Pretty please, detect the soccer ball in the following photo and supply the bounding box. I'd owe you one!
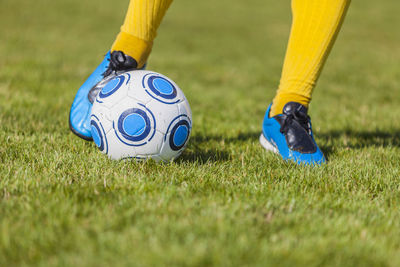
[90,70,192,161]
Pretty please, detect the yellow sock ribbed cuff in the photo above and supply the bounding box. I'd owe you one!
[270,93,310,116]
[111,32,153,69]
[270,78,314,116]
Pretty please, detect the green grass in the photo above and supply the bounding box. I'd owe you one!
[1,0,400,266]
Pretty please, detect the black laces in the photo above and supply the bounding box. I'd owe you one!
[279,108,311,135]
[102,51,138,77]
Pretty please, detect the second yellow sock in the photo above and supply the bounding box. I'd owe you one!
[270,0,351,116]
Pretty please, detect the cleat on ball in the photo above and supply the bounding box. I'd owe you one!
[260,102,325,165]
[69,51,140,141]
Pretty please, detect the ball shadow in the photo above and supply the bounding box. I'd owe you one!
[177,132,260,164]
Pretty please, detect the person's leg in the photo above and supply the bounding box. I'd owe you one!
[70,0,172,140]
[270,0,351,116]
[111,0,173,69]
[261,0,351,165]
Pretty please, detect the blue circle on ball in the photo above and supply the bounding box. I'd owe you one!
[118,108,151,142]
[123,113,146,137]
[90,121,104,151]
[99,75,125,98]
[153,78,174,95]
[91,125,101,147]
[147,76,177,99]
[102,78,120,94]
[173,125,189,147]
[169,120,190,151]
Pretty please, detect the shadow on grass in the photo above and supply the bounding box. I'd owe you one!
[178,129,400,163]
[317,129,400,158]
[189,132,260,144]
[177,132,260,164]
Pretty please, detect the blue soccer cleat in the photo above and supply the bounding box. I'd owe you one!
[69,51,140,140]
[260,102,325,165]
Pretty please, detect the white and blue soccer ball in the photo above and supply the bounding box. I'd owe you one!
[90,70,192,162]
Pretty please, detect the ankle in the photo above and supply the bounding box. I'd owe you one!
[270,93,310,117]
[111,32,153,69]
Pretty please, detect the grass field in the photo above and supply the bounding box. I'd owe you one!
[1,0,400,266]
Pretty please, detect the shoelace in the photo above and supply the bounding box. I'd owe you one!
[279,108,311,135]
[102,51,127,77]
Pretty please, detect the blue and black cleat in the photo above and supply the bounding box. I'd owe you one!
[69,51,140,140]
[260,102,325,165]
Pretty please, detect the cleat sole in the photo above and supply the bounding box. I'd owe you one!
[259,134,278,154]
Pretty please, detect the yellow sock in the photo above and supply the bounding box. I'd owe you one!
[111,0,173,68]
[270,0,351,116]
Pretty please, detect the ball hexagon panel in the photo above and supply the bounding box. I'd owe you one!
[126,70,154,105]
[178,100,192,123]
[145,99,180,135]
[91,104,113,133]
[134,130,164,156]
[105,129,138,160]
